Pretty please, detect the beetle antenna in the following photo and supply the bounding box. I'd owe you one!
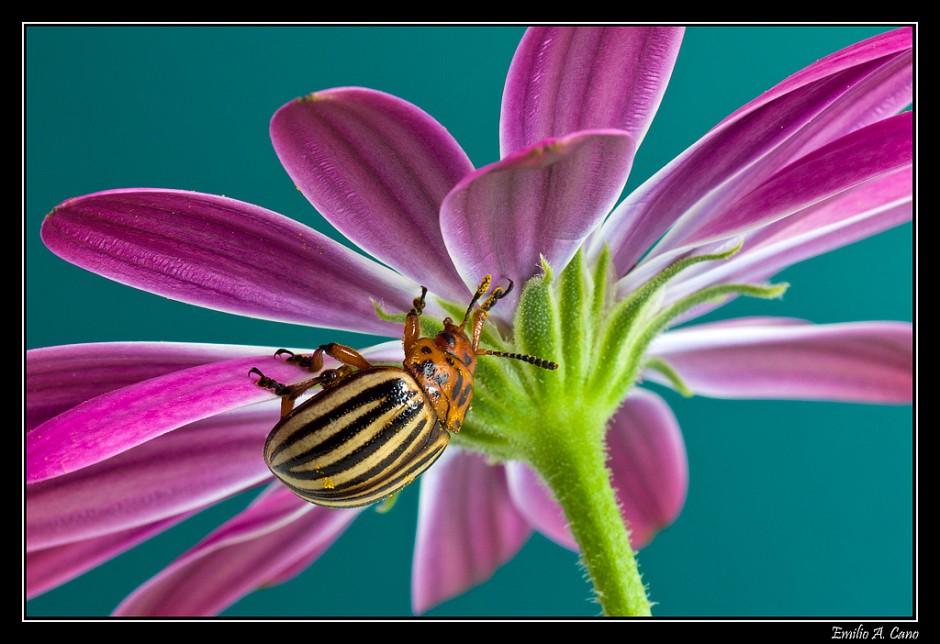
[477,348,558,370]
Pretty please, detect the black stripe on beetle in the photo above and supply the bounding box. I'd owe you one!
[272,383,421,471]
[285,402,427,482]
[265,379,396,463]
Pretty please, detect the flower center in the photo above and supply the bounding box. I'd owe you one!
[453,245,788,462]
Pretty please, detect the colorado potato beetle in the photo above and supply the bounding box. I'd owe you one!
[250,275,558,508]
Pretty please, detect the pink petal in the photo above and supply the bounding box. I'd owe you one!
[259,540,329,589]
[27,511,196,599]
[270,87,473,301]
[27,354,300,483]
[648,320,913,403]
[441,130,634,308]
[26,405,275,551]
[114,485,359,616]
[718,27,913,130]
[411,449,531,614]
[605,388,688,549]
[41,188,420,336]
[26,342,272,432]
[504,462,576,550]
[659,165,912,308]
[595,28,912,277]
[26,341,404,483]
[500,26,684,155]
[651,111,912,260]
[506,389,688,551]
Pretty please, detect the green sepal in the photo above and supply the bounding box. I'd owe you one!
[374,490,401,514]
[590,245,612,327]
[615,240,744,312]
[559,249,590,387]
[588,243,746,401]
[644,357,694,397]
[372,299,407,324]
[642,281,789,346]
[514,259,562,398]
[608,281,789,400]
[373,298,444,339]
[449,423,521,463]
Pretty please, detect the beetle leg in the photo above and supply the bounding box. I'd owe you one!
[250,366,348,417]
[456,275,492,331]
[469,305,495,352]
[276,343,374,373]
[403,285,429,354]
[466,277,515,349]
[316,343,374,370]
[273,348,309,366]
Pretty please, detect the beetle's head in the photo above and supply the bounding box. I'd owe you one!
[433,276,514,366]
[435,317,477,366]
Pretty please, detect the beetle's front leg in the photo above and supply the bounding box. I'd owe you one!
[249,367,348,418]
[276,342,374,373]
[403,286,428,355]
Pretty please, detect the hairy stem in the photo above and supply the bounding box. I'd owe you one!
[524,407,651,616]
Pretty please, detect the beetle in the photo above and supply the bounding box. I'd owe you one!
[249,275,558,508]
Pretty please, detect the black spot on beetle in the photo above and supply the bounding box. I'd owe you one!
[420,360,437,377]
[445,356,455,366]
[421,346,432,354]
[438,331,457,347]
[457,381,472,408]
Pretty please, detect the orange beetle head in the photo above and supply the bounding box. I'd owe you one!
[435,317,478,367]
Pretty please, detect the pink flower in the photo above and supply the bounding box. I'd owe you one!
[26,26,912,616]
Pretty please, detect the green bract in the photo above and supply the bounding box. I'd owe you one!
[444,246,788,616]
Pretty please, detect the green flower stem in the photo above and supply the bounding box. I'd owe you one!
[522,407,651,617]
[462,249,787,617]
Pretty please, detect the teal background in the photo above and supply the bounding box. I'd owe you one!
[24,25,914,618]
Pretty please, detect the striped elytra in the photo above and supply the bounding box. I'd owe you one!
[263,368,449,508]
[252,275,557,508]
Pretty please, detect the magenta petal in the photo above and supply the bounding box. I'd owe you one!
[718,27,912,129]
[505,462,576,551]
[441,130,634,302]
[259,538,328,589]
[605,389,688,549]
[596,28,912,276]
[27,510,196,599]
[26,342,271,432]
[41,189,419,336]
[270,87,473,300]
[26,405,274,550]
[660,165,912,308]
[26,342,404,484]
[114,486,359,616]
[648,320,913,403]
[652,111,912,259]
[27,353,311,483]
[500,27,683,156]
[412,449,531,614]
[507,389,687,551]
